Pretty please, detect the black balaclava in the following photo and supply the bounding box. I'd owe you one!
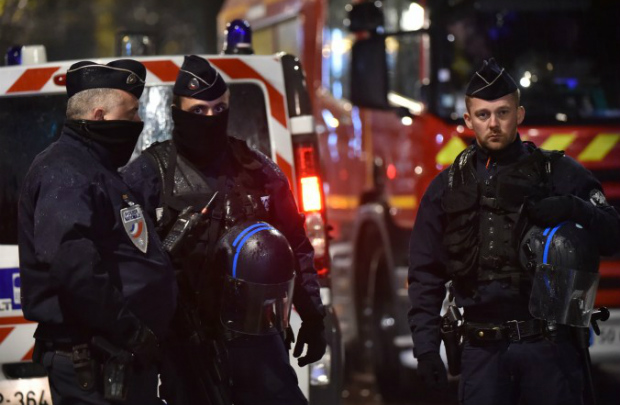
[66,119,144,168]
[171,107,229,168]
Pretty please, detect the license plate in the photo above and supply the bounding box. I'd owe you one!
[594,325,620,345]
[0,377,52,405]
[589,309,620,364]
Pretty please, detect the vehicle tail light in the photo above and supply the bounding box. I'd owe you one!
[294,142,329,277]
[300,176,322,212]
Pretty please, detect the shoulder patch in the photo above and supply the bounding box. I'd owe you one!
[589,189,609,207]
[121,204,149,253]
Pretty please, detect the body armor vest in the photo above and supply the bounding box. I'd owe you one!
[145,138,272,233]
[442,143,563,292]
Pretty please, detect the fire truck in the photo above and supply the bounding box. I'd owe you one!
[0,49,342,403]
[219,0,620,400]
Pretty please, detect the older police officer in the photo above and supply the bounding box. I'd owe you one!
[408,59,620,405]
[18,60,177,405]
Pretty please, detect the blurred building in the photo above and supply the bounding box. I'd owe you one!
[0,0,225,62]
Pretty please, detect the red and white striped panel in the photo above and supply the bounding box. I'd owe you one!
[0,245,36,363]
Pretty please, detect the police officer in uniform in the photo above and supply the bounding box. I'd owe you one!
[18,60,177,405]
[122,55,326,405]
[407,58,620,405]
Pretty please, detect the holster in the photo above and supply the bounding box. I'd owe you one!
[91,336,133,402]
[71,344,97,391]
[440,305,464,376]
[102,354,132,402]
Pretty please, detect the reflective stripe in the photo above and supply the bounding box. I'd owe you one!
[436,136,467,166]
[543,222,567,264]
[7,66,60,93]
[233,223,267,247]
[577,133,620,162]
[232,225,274,278]
[539,134,576,152]
[326,194,358,210]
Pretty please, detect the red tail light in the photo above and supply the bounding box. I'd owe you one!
[300,176,323,212]
[294,142,329,277]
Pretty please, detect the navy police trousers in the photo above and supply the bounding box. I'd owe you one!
[226,334,308,405]
[459,336,584,405]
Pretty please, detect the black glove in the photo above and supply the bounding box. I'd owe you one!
[526,195,577,227]
[417,352,448,390]
[293,319,327,367]
[126,324,160,370]
[284,326,295,351]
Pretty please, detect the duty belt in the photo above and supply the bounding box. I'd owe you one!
[465,319,547,343]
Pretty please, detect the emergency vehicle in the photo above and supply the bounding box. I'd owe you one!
[0,48,342,404]
[219,0,620,400]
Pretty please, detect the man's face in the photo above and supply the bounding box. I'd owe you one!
[104,90,141,122]
[463,94,525,151]
[179,90,230,116]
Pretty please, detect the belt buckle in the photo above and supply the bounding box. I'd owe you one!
[506,320,521,342]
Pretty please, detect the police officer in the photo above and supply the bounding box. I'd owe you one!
[407,58,620,405]
[18,60,177,405]
[121,55,326,405]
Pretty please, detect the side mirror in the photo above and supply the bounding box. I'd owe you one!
[350,37,389,109]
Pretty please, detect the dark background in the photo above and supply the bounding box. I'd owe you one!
[0,0,226,62]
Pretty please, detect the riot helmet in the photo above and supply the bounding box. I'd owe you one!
[520,221,600,327]
[215,221,295,335]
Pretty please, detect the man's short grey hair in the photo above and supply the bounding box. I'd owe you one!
[66,88,123,120]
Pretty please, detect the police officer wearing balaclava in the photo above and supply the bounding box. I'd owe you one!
[122,55,326,405]
[407,58,620,404]
[18,60,177,405]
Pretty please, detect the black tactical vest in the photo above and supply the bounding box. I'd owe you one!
[442,143,563,292]
[144,138,272,234]
[143,139,274,321]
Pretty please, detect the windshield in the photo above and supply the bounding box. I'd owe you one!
[388,0,620,125]
[137,82,271,155]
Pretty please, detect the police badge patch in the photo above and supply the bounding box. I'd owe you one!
[589,189,609,207]
[121,205,148,253]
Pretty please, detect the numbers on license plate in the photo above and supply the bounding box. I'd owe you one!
[0,390,49,405]
[596,327,618,344]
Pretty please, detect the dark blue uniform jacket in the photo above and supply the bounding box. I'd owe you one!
[408,136,620,357]
[18,126,177,346]
[121,139,325,322]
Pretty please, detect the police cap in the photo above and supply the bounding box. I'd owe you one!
[465,58,518,100]
[173,55,228,101]
[66,59,146,99]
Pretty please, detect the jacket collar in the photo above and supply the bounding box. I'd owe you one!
[475,134,526,167]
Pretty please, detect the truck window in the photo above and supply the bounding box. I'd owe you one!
[227,82,271,156]
[324,0,353,100]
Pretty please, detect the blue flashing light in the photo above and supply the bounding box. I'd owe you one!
[223,19,254,55]
[565,78,578,90]
[5,45,22,66]
[554,77,579,90]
